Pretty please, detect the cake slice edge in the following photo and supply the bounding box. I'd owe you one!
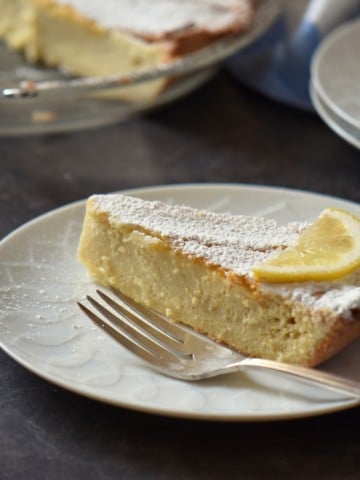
[78,194,360,367]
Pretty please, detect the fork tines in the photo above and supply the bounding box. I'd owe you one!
[78,289,193,368]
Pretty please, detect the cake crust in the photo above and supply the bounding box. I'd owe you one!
[78,194,360,367]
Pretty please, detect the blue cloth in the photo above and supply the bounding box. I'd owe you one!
[227,0,360,110]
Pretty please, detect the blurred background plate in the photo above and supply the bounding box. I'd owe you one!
[0,0,278,136]
[310,82,360,150]
[311,19,360,132]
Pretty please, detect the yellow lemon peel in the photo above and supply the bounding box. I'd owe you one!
[252,207,360,283]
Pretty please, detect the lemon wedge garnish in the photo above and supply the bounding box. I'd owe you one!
[253,207,360,283]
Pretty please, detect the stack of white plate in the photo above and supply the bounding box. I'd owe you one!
[311,19,360,150]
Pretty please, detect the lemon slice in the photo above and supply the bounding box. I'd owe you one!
[253,207,360,283]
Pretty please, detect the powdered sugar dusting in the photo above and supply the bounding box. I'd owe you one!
[54,0,252,37]
[90,193,303,275]
[90,194,360,319]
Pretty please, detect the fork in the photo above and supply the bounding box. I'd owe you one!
[78,289,360,400]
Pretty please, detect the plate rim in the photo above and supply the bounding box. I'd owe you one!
[1,182,360,422]
[2,181,360,244]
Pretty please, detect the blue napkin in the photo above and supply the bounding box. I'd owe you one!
[227,0,360,110]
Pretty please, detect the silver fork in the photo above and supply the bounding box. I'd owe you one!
[78,289,360,400]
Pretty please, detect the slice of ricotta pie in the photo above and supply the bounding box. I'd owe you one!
[0,0,255,100]
[78,193,360,367]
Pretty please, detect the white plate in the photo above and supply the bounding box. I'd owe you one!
[1,183,360,421]
[310,82,360,150]
[311,19,360,131]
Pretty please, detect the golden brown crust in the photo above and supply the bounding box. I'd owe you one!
[305,310,360,367]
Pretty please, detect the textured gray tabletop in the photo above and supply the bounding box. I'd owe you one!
[1,72,360,480]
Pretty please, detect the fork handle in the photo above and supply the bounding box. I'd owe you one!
[237,357,360,400]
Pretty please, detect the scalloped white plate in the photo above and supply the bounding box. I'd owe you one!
[1,184,360,421]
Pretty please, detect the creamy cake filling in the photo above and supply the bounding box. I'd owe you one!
[90,194,360,319]
[77,194,360,366]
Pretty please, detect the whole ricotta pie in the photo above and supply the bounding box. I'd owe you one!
[78,193,360,367]
[0,0,255,100]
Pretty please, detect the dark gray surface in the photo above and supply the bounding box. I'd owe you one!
[1,72,360,479]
